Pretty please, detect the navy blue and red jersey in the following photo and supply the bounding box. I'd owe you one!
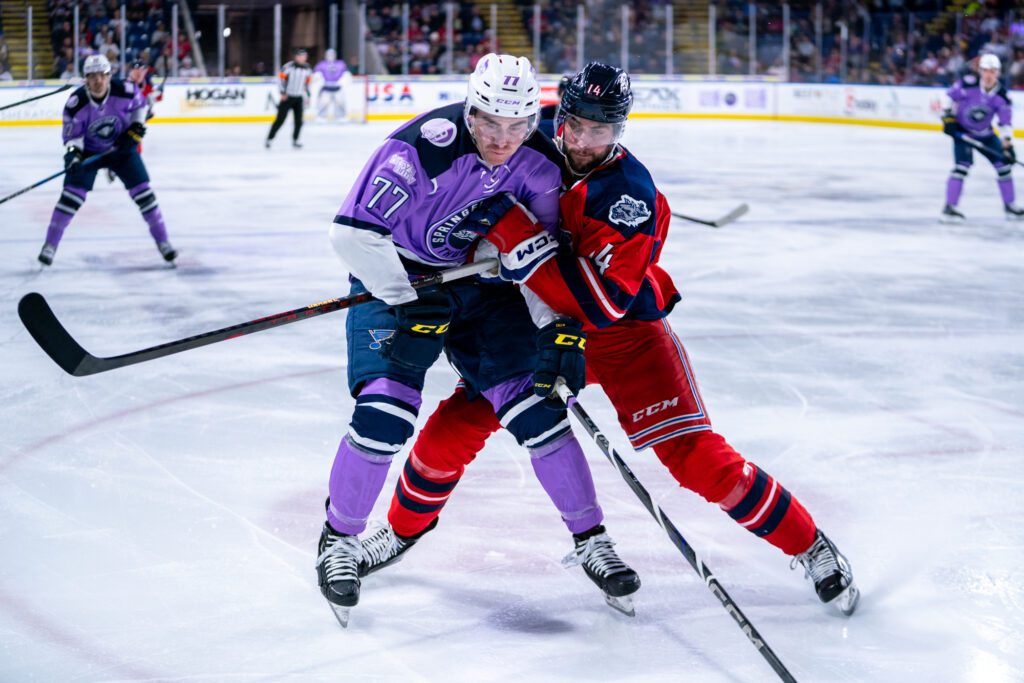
[523,147,681,330]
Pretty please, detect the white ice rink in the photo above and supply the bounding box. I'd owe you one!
[1,116,1022,682]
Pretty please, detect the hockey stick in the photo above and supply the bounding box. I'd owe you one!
[955,133,1024,169]
[18,259,496,377]
[671,202,749,228]
[555,382,797,683]
[0,151,112,207]
[0,83,73,112]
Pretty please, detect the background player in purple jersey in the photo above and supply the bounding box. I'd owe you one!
[38,54,175,266]
[314,48,348,122]
[315,54,639,627]
[940,53,1023,224]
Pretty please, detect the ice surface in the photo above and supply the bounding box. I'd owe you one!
[1,118,1022,682]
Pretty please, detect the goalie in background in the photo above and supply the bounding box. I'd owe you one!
[314,48,349,122]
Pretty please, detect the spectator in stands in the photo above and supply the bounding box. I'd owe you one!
[0,63,12,83]
[179,55,201,77]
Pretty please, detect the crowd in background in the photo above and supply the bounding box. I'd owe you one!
[46,0,198,79]
[4,0,1021,89]
[716,0,1024,88]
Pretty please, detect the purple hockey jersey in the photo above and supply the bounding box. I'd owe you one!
[315,58,348,86]
[948,73,1012,136]
[62,80,146,154]
[333,102,562,269]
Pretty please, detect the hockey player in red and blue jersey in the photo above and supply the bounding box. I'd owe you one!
[315,54,640,627]
[362,62,859,617]
[940,53,1023,223]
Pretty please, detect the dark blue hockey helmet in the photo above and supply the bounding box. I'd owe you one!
[557,61,633,127]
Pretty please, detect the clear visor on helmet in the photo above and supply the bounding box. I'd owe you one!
[465,106,540,147]
[557,113,625,149]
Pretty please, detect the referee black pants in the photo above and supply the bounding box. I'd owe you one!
[267,96,304,141]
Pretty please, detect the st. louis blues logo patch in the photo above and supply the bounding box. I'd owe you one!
[608,194,651,227]
[368,329,395,350]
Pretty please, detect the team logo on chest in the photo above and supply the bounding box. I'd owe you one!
[88,115,122,141]
[426,199,487,260]
[965,104,991,124]
[608,194,651,227]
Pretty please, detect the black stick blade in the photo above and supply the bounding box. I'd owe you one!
[18,293,95,376]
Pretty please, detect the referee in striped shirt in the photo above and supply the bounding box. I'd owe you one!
[265,49,313,149]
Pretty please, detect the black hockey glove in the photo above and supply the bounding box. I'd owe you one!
[117,122,146,150]
[534,318,586,407]
[1004,144,1017,165]
[464,192,517,236]
[63,145,83,171]
[381,287,452,370]
[941,112,959,137]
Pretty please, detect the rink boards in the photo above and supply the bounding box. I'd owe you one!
[2,76,1022,135]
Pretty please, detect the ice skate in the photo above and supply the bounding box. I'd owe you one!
[939,204,965,224]
[264,138,272,149]
[292,140,303,149]
[1004,203,1024,221]
[37,243,57,266]
[316,522,363,628]
[359,517,438,578]
[791,528,859,616]
[156,241,177,263]
[562,525,641,616]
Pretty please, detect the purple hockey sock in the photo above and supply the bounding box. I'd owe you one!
[45,186,87,246]
[326,436,394,535]
[945,177,964,206]
[529,433,604,534]
[128,182,169,242]
[998,178,1015,205]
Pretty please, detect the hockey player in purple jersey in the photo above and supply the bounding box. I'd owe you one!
[313,48,348,122]
[940,53,1023,223]
[38,54,175,266]
[316,54,639,627]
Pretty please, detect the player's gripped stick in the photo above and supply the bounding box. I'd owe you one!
[0,150,112,207]
[18,259,497,377]
[955,133,1024,170]
[671,202,749,228]
[555,380,798,683]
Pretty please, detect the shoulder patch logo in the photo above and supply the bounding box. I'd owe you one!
[608,194,651,228]
[421,118,457,147]
[66,94,79,109]
[387,153,416,184]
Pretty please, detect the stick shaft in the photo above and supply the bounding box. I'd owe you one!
[556,384,797,683]
[0,84,72,112]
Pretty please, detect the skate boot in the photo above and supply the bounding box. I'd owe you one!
[1004,203,1024,221]
[292,140,303,149]
[316,522,363,628]
[791,528,859,616]
[264,138,272,149]
[156,241,177,263]
[38,243,57,266]
[562,525,641,616]
[939,204,965,224]
[359,517,438,578]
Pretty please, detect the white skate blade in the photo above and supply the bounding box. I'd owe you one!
[829,581,860,617]
[938,215,964,225]
[328,603,352,628]
[603,593,636,617]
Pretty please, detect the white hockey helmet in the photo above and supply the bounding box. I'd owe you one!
[464,54,540,135]
[979,53,1001,71]
[325,48,337,59]
[83,54,112,76]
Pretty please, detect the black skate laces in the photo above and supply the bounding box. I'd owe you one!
[318,533,362,582]
[791,534,840,583]
[562,533,630,575]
